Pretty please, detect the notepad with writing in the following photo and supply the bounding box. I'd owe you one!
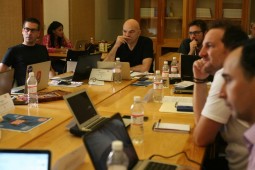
[153,122,190,133]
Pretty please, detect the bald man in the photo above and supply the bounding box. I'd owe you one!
[104,19,154,72]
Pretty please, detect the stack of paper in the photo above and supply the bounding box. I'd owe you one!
[140,8,156,17]
[153,122,190,133]
[223,9,242,18]
[159,96,193,113]
[196,8,211,18]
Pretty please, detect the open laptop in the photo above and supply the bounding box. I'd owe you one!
[0,149,51,170]
[63,89,109,132]
[179,54,200,81]
[97,61,131,80]
[56,53,102,82]
[0,69,14,95]
[83,113,185,170]
[74,40,88,51]
[11,61,51,94]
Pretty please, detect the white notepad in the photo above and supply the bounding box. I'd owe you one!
[153,122,190,133]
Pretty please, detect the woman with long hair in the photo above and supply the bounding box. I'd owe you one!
[42,21,72,53]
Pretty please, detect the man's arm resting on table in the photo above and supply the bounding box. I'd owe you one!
[104,44,119,61]
[193,82,222,146]
[193,116,223,146]
[0,63,9,72]
[193,83,208,123]
[130,58,152,72]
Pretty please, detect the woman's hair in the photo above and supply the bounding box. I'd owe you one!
[47,21,63,48]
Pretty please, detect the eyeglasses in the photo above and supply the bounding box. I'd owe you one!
[189,31,202,36]
[23,27,39,33]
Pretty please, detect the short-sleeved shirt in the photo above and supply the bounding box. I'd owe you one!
[2,44,50,86]
[202,69,249,170]
[114,36,154,72]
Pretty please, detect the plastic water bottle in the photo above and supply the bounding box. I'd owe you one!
[107,140,129,170]
[170,57,178,74]
[153,70,163,103]
[27,72,38,108]
[130,96,144,144]
[113,57,122,83]
[162,61,170,88]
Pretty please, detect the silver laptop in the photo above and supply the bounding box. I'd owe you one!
[0,69,14,95]
[83,113,185,170]
[63,89,108,132]
[11,61,51,94]
[0,149,51,170]
[97,61,131,80]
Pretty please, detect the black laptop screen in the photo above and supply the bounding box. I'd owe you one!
[83,113,139,170]
[180,55,200,81]
[66,91,97,124]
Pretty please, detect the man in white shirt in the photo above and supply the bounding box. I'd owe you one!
[192,20,249,170]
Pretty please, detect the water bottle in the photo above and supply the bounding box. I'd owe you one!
[27,72,38,108]
[170,57,178,74]
[130,96,144,144]
[107,140,129,170]
[153,70,163,103]
[162,61,170,88]
[113,58,122,83]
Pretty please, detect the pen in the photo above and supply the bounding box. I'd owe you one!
[157,119,161,128]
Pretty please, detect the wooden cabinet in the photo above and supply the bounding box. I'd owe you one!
[188,0,250,32]
[135,0,251,70]
[134,0,189,70]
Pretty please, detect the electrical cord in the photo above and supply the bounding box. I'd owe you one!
[148,151,205,169]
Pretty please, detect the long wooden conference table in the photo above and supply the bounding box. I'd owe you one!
[0,79,205,170]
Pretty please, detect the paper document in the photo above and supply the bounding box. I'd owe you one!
[159,96,193,113]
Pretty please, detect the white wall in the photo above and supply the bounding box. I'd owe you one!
[43,0,69,37]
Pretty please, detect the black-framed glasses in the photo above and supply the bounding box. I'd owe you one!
[189,31,202,36]
[23,27,39,33]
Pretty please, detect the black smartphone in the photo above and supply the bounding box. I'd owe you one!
[122,115,148,121]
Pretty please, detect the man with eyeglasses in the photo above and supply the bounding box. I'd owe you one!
[104,19,154,73]
[178,20,207,55]
[0,17,55,86]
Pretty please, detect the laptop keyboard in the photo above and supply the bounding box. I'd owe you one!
[86,117,108,129]
[145,162,177,170]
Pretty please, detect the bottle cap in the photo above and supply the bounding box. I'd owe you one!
[116,57,120,61]
[29,72,34,77]
[173,57,176,60]
[112,140,123,151]
[133,96,141,102]
[164,61,168,64]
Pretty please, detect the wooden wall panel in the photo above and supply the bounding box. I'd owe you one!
[0,0,23,61]
[69,0,95,44]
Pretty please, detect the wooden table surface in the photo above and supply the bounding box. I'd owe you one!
[0,79,135,148]
[18,83,205,170]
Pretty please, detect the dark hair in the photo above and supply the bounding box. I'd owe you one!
[209,20,248,51]
[47,21,64,48]
[240,39,255,79]
[189,20,208,34]
[23,17,40,30]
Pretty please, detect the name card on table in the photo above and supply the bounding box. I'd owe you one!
[89,68,113,82]
[0,93,14,115]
